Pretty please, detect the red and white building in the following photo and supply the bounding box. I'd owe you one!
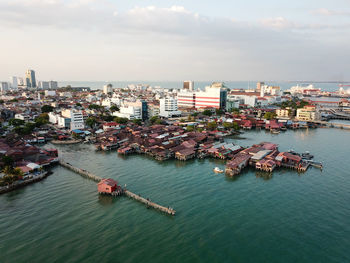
[177,83,227,109]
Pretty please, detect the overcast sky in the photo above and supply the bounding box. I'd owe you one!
[1,0,350,81]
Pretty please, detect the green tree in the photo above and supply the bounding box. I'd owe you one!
[2,156,14,168]
[110,105,119,112]
[35,113,49,127]
[223,122,233,130]
[202,110,212,116]
[207,121,217,130]
[150,116,160,124]
[232,122,240,131]
[41,105,54,113]
[76,103,82,107]
[186,125,194,132]
[133,119,142,125]
[114,117,128,124]
[86,117,97,128]
[264,112,277,120]
[9,118,25,127]
[215,109,224,115]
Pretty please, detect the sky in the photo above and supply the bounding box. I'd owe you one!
[0,0,350,82]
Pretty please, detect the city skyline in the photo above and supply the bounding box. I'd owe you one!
[0,0,350,81]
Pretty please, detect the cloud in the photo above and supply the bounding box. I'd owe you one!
[260,17,296,29]
[311,8,350,16]
[0,0,349,81]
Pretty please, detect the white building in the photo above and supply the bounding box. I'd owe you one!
[103,84,113,94]
[48,112,59,124]
[39,81,58,90]
[177,82,227,109]
[113,101,142,120]
[38,81,50,90]
[296,105,318,121]
[10,77,18,89]
[14,113,31,122]
[45,90,56,96]
[61,109,85,130]
[57,116,70,129]
[0,82,9,93]
[159,97,181,118]
[49,81,58,89]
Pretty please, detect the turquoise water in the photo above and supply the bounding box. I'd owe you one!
[1,128,350,263]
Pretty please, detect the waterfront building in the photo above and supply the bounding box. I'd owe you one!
[25,69,36,88]
[276,108,294,119]
[296,105,317,121]
[159,97,181,118]
[97,178,119,194]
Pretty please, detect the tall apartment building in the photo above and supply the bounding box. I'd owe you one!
[183,81,194,91]
[25,69,36,88]
[10,77,18,89]
[0,82,9,93]
[177,82,227,110]
[38,81,58,90]
[103,84,113,94]
[159,97,181,118]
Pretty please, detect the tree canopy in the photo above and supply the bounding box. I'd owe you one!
[41,105,54,113]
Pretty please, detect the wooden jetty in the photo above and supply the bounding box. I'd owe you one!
[58,159,176,216]
[124,190,176,215]
[58,160,102,182]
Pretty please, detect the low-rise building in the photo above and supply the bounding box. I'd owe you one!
[296,105,317,121]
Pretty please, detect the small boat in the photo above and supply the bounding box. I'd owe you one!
[213,167,224,173]
[270,129,280,134]
[280,126,287,131]
[302,151,314,160]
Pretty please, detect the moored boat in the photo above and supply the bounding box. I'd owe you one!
[213,167,224,173]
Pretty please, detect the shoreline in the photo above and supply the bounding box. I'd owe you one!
[0,171,51,194]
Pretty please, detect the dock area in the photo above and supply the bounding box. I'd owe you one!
[58,159,176,216]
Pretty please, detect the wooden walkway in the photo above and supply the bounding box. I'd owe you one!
[58,160,102,182]
[124,190,176,215]
[58,159,176,216]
